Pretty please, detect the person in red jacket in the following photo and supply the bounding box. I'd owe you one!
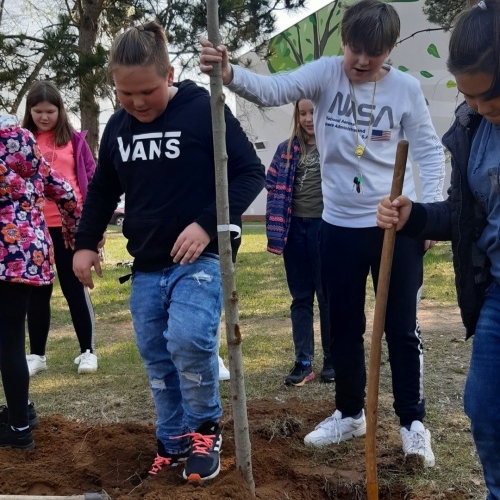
[377,1,500,496]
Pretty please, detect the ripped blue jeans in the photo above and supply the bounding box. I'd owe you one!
[129,254,222,455]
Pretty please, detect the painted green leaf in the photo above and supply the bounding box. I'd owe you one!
[305,54,314,62]
[427,44,440,58]
[420,70,434,78]
[446,80,457,88]
[305,38,312,44]
[284,32,292,38]
[309,14,317,26]
[292,39,297,46]
[284,48,291,57]
[398,65,409,72]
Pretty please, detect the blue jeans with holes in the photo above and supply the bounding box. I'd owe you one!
[283,216,330,364]
[129,254,223,455]
[464,281,500,500]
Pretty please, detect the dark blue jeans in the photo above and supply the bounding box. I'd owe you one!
[129,254,223,455]
[283,217,331,364]
[464,281,500,500]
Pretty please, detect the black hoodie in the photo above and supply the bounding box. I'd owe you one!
[75,80,265,271]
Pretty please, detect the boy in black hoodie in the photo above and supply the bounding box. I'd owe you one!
[73,21,265,483]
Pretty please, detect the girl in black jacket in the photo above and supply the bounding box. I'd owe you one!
[378,2,500,497]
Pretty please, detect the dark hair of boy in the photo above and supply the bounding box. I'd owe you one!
[22,81,74,147]
[448,0,500,100]
[341,0,400,55]
[107,21,171,81]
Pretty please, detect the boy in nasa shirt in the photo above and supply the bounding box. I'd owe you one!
[73,22,264,482]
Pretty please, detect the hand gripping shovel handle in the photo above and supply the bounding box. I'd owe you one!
[366,140,408,500]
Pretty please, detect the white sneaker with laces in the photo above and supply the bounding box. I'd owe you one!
[74,350,98,374]
[400,420,435,467]
[26,354,47,377]
[304,409,366,447]
[218,356,230,381]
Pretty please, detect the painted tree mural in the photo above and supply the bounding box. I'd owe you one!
[265,0,458,106]
[268,0,424,74]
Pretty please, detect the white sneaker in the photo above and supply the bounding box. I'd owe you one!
[218,356,230,381]
[400,421,435,467]
[74,350,98,374]
[304,409,366,447]
[26,354,47,376]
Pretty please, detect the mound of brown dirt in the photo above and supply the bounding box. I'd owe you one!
[0,397,469,500]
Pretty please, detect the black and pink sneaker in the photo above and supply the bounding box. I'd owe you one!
[284,361,315,386]
[148,439,189,476]
[182,422,222,483]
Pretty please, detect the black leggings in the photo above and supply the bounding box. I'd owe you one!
[27,227,95,355]
[0,280,32,427]
[320,222,425,426]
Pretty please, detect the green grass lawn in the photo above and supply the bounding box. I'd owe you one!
[17,223,484,499]
[48,224,456,329]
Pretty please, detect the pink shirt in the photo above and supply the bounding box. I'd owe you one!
[36,131,83,227]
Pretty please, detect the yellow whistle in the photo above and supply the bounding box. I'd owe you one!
[355,145,365,157]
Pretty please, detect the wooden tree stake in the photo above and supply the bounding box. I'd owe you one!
[366,140,408,500]
[205,0,255,496]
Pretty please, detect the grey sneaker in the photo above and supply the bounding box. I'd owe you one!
[400,421,435,467]
[304,409,366,447]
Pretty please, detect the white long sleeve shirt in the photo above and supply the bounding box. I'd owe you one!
[228,56,445,228]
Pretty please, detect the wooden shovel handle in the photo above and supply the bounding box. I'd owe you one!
[366,140,409,500]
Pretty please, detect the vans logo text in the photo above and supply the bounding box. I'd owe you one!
[117,132,181,162]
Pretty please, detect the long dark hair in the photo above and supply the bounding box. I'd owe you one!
[21,81,73,147]
[448,0,500,100]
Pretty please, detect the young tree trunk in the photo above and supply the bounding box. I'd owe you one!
[206,0,255,496]
[78,0,101,158]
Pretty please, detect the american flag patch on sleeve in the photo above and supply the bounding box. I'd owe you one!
[371,129,391,141]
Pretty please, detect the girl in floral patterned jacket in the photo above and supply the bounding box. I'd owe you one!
[0,116,80,450]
